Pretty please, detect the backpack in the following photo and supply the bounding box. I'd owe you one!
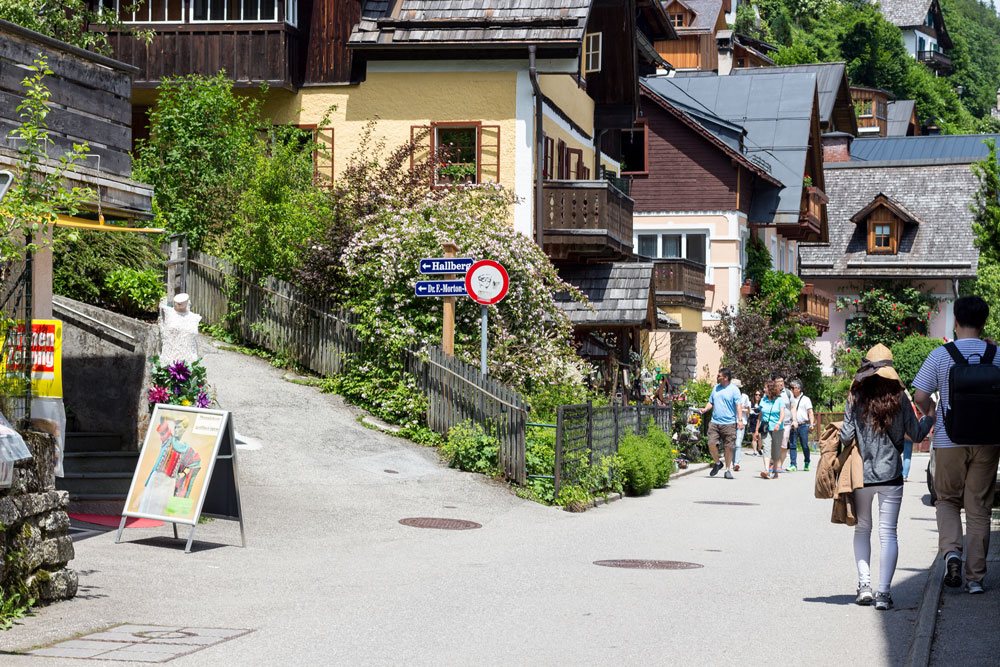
[942,342,1000,445]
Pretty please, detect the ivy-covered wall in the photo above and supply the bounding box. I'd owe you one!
[0,430,77,616]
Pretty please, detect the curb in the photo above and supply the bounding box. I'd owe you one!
[671,462,712,479]
[907,554,944,667]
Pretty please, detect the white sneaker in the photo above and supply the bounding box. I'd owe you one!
[967,581,985,594]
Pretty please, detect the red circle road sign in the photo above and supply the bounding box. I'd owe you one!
[464,260,509,305]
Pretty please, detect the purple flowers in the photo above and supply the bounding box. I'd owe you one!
[148,386,170,404]
[168,361,191,382]
[196,391,211,408]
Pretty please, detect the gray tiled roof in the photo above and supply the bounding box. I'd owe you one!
[732,62,847,129]
[799,163,978,279]
[555,263,654,327]
[877,0,933,27]
[671,0,723,32]
[885,100,916,137]
[850,134,1000,164]
[643,72,818,225]
[350,0,592,46]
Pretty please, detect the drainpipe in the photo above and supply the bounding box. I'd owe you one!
[529,46,544,250]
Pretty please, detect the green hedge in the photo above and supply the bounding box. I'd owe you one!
[618,425,676,496]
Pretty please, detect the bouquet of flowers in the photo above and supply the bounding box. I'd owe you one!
[148,357,212,408]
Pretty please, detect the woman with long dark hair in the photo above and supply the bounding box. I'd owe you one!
[841,344,933,610]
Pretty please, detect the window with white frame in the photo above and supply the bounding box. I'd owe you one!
[584,33,603,73]
[102,0,297,23]
[778,240,787,272]
[788,243,796,274]
[193,0,278,22]
[100,0,183,22]
[770,235,778,269]
[634,232,707,270]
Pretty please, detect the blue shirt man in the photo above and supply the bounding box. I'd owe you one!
[698,367,743,478]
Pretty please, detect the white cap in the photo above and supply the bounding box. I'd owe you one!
[173,293,190,305]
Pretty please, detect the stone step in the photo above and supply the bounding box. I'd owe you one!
[65,432,124,453]
[57,472,132,499]
[63,451,139,475]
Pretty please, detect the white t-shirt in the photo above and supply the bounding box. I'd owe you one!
[790,393,812,425]
[738,393,751,424]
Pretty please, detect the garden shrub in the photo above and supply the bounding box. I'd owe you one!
[524,428,556,504]
[644,425,676,488]
[758,269,804,314]
[617,433,657,496]
[52,228,165,312]
[891,335,943,389]
[744,235,772,287]
[104,267,165,317]
[442,421,500,475]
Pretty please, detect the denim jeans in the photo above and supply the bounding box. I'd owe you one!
[902,439,913,479]
[788,424,811,466]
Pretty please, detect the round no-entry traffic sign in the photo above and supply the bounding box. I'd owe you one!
[465,260,509,305]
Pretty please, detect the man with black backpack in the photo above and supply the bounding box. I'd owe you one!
[914,296,1000,594]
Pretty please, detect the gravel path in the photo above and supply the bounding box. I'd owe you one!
[0,340,940,665]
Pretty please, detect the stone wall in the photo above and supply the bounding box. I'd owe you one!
[54,296,159,450]
[0,431,77,604]
[670,332,698,384]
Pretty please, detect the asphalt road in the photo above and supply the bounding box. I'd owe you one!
[0,340,942,666]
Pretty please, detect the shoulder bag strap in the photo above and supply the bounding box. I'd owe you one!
[983,343,997,365]
[944,342,968,366]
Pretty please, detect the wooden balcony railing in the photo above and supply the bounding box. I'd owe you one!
[917,50,952,72]
[102,23,303,89]
[797,283,832,332]
[782,185,828,241]
[652,258,706,310]
[542,180,634,261]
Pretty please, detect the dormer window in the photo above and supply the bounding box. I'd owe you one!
[585,32,603,73]
[869,219,897,254]
[671,13,686,27]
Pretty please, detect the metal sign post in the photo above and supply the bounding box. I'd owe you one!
[480,305,488,376]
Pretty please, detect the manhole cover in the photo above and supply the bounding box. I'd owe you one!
[693,501,760,506]
[594,559,703,570]
[399,517,482,530]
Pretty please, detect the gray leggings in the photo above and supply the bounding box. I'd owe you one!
[763,427,785,467]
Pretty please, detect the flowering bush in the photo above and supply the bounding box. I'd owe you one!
[836,285,937,350]
[148,357,212,408]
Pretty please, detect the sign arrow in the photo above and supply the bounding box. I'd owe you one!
[414,280,468,297]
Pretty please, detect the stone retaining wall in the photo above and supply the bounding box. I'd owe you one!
[0,431,77,604]
[670,332,697,384]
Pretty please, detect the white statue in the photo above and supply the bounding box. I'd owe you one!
[159,293,202,364]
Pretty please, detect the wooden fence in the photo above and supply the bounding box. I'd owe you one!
[555,403,672,496]
[186,251,528,482]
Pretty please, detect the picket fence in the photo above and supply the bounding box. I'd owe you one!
[186,252,527,483]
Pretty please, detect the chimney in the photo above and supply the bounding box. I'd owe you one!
[822,131,853,164]
[717,30,734,75]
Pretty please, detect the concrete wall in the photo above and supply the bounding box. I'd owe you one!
[54,297,159,450]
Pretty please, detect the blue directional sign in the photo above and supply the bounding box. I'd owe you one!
[414,280,468,297]
[418,257,475,274]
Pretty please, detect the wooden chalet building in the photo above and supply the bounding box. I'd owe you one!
[630,70,832,381]
[802,134,978,372]
[656,0,727,71]
[877,0,953,74]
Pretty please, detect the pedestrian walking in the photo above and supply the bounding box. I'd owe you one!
[773,374,793,471]
[698,367,743,479]
[758,379,787,480]
[747,390,762,455]
[732,379,751,471]
[913,295,1000,594]
[842,344,933,610]
[787,380,815,472]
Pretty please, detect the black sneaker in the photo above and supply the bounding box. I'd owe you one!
[945,553,963,588]
[710,461,724,477]
[874,591,893,611]
[855,584,874,606]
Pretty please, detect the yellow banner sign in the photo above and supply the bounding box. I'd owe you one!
[4,320,63,398]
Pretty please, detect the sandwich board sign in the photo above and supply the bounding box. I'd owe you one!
[117,405,245,553]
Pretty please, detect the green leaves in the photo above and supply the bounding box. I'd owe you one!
[104,267,165,316]
[836,285,938,350]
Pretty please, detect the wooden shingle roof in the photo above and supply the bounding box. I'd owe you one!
[555,263,658,328]
[350,0,593,48]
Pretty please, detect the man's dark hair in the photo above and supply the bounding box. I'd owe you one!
[719,367,733,380]
[954,295,989,331]
[771,372,785,381]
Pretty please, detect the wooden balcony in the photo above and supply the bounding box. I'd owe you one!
[917,50,952,73]
[652,259,706,310]
[542,180,634,261]
[102,23,303,89]
[781,186,827,241]
[797,283,832,332]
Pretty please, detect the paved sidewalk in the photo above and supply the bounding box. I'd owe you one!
[930,524,1000,666]
[0,342,943,665]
